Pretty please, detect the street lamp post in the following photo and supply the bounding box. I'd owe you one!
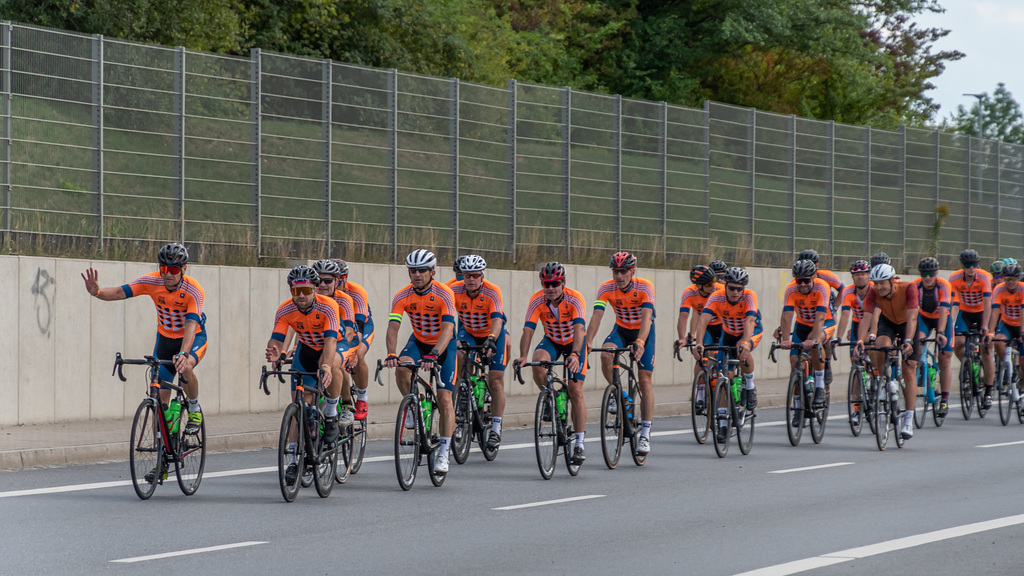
[963,93,985,203]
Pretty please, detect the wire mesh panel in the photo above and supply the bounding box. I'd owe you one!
[794,117,834,268]
[937,131,969,268]
[707,102,753,261]
[515,82,566,257]
[971,136,1000,259]
[664,104,708,265]
[868,127,903,267]
[904,127,939,262]
[832,123,870,264]
[569,90,617,259]
[620,98,666,265]
[753,109,795,267]
[999,141,1024,258]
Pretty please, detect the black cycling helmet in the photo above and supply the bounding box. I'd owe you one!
[991,260,1005,276]
[609,251,637,269]
[870,252,890,267]
[332,258,349,278]
[690,265,716,286]
[723,267,749,286]
[453,255,468,275]
[287,265,320,286]
[312,258,342,278]
[960,249,980,266]
[792,259,817,279]
[709,260,728,275]
[918,257,939,273]
[850,260,870,274]
[539,262,566,283]
[1004,263,1022,278]
[797,249,820,264]
[158,242,189,266]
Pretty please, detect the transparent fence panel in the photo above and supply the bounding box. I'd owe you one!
[794,117,833,268]
[515,82,566,257]
[620,98,665,264]
[937,132,969,269]
[707,102,753,262]
[569,90,617,259]
[664,104,708,265]
[832,123,870,266]
[754,109,795,267]
[869,127,903,267]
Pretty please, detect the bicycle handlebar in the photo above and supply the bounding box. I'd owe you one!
[112,353,187,391]
[512,359,567,385]
[768,340,823,364]
[374,359,441,387]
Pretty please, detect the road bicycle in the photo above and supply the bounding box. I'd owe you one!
[114,353,206,500]
[375,359,447,490]
[832,341,877,437]
[914,338,944,428]
[590,346,647,469]
[513,359,581,479]
[862,344,907,451]
[699,345,754,457]
[959,330,988,420]
[452,342,498,464]
[995,334,1024,426]
[770,340,829,446]
[676,341,713,445]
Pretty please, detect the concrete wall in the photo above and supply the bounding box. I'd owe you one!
[0,255,866,426]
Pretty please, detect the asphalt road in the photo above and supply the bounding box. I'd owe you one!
[3,404,1023,576]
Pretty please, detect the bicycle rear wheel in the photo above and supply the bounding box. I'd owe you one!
[736,395,754,455]
[713,377,730,458]
[874,381,889,451]
[999,362,1012,425]
[428,442,447,487]
[349,418,367,474]
[628,381,646,467]
[277,403,302,502]
[564,394,581,476]
[810,385,829,444]
[129,400,162,500]
[914,364,928,429]
[865,375,878,435]
[959,362,974,420]
[785,371,804,446]
[691,369,710,444]
[894,380,907,449]
[599,383,623,469]
[847,369,864,437]
[477,390,498,461]
[394,396,420,491]
[175,408,206,496]
[534,391,557,480]
[451,379,473,465]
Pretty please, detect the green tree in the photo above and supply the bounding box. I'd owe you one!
[945,83,1024,144]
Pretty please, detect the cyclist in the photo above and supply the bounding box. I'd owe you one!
[833,260,872,424]
[384,249,458,475]
[313,259,360,423]
[987,262,1024,403]
[871,252,891,268]
[516,262,589,464]
[709,259,729,283]
[855,264,920,440]
[950,248,995,408]
[333,259,373,420]
[449,254,508,450]
[264,265,345,483]
[691,267,763,444]
[797,249,844,386]
[777,259,836,411]
[912,257,953,417]
[675,265,723,374]
[82,242,207,438]
[446,255,468,287]
[991,260,1006,289]
[585,252,656,455]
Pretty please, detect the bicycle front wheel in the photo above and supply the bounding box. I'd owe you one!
[810,385,829,445]
[277,403,302,502]
[335,427,353,485]
[394,396,420,491]
[451,379,473,465]
[894,380,907,449]
[349,418,367,474]
[313,437,337,498]
[691,369,710,444]
[599,383,623,469]
[129,400,162,500]
[628,381,647,467]
[736,393,754,456]
[713,377,731,458]
[999,365,1012,426]
[847,369,864,437]
[564,393,581,476]
[785,371,804,446]
[874,381,889,451]
[914,364,927,429]
[534,391,557,480]
[959,362,974,420]
[175,408,206,496]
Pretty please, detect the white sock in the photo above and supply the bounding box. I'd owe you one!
[743,372,755,390]
[439,436,451,456]
[187,397,200,412]
[355,387,368,401]
[814,370,825,389]
[696,383,705,402]
[324,397,338,417]
[641,421,652,439]
[287,442,297,464]
[491,417,502,433]
[575,432,585,448]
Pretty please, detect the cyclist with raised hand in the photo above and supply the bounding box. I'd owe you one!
[950,248,995,408]
[856,264,920,440]
[987,262,1024,403]
[709,259,729,283]
[516,262,589,465]
[991,260,1006,289]
[446,255,468,287]
[333,259,373,420]
[691,267,763,441]
[586,252,656,455]
[265,265,345,484]
[777,259,835,410]
[312,259,360,423]
[385,249,458,475]
[676,265,723,369]
[449,254,508,449]
[82,242,207,438]
[912,257,954,416]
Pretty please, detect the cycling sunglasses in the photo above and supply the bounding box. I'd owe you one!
[795,278,813,285]
[543,281,562,288]
[290,284,315,296]
[159,265,182,275]
[726,285,744,293]
[409,267,431,274]
[920,271,936,278]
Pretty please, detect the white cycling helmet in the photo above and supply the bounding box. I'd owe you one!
[870,263,896,282]
[405,249,436,269]
[460,254,486,273]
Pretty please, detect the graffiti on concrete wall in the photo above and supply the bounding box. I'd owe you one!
[31,267,55,338]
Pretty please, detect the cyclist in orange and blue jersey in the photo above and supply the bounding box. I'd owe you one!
[777,259,835,411]
[676,265,723,352]
[312,259,360,422]
[585,252,656,455]
[950,248,995,407]
[449,254,508,449]
[987,262,1024,404]
[912,257,954,417]
[516,262,589,465]
[708,259,729,283]
[332,259,373,420]
[384,249,458,475]
[834,260,871,353]
[446,255,468,287]
[82,242,208,436]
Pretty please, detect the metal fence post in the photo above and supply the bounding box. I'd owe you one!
[996,142,1002,255]
[174,46,186,243]
[789,114,796,260]
[748,108,756,249]
[250,49,262,257]
[965,137,972,248]
[507,79,517,263]
[322,59,332,254]
[92,34,104,246]
[703,101,711,243]
[934,129,940,258]
[388,69,398,261]
[450,78,459,256]
[1,22,11,235]
[898,125,906,261]
[659,101,667,263]
[562,86,571,259]
[864,128,871,250]
[827,121,835,266]
[614,94,622,251]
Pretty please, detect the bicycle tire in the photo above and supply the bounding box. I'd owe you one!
[1015,364,1024,424]
[976,369,989,420]
[175,408,206,496]
[628,380,647,467]
[874,380,889,451]
[999,361,1012,425]
[785,370,804,446]
[894,379,906,449]
[599,383,623,470]
[914,363,928,429]
[847,369,864,437]
[534,391,557,480]
[129,400,161,500]
[349,418,367,474]
[736,391,754,456]
[810,384,828,445]
[691,369,710,445]
[335,427,353,484]
[427,442,447,487]
[394,396,420,491]
[960,361,974,420]
[477,402,498,461]
[712,376,730,458]
[278,403,302,502]
[451,380,473,465]
[564,393,581,476]
[313,436,337,498]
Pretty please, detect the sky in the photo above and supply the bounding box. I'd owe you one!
[915,0,1024,121]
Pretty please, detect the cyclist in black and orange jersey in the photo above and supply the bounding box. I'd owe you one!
[987,262,1024,404]
[384,249,458,475]
[709,259,729,283]
[950,248,995,408]
[585,252,656,455]
[777,259,836,411]
[449,254,509,449]
[912,257,954,416]
[332,259,373,420]
[82,242,207,436]
[312,259,360,423]
[516,262,589,464]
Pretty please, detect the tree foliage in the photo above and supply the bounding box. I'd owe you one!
[943,83,1024,144]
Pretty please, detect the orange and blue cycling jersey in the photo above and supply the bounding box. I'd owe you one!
[784,278,833,326]
[450,279,504,339]
[816,269,844,292]
[122,272,206,338]
[343,280,371,326]
[525,287,587,346]
[594,278,655,330]
[445,276,461,287]
[911,277,952,320]
[680,282,723,326]
[329,288,357,334]
[702,288,761,337]
[840,284,872,323]
[949,269,991,313]
[389,280,457,346]
[992,284,1024,327]
[271,294,340,351]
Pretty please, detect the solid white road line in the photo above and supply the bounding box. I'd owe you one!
[733,512,1024,576]
[493,494,606,511]
[976,439,1024,448]
[110,541,267,563]
[767,462,854,474]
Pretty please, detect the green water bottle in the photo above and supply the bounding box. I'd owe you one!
[556,390,567,415]
[973,362,980,382]
[164,400,181,434]
[472,376,487,408]
[732,376,742,403]
[421,399,433,433]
